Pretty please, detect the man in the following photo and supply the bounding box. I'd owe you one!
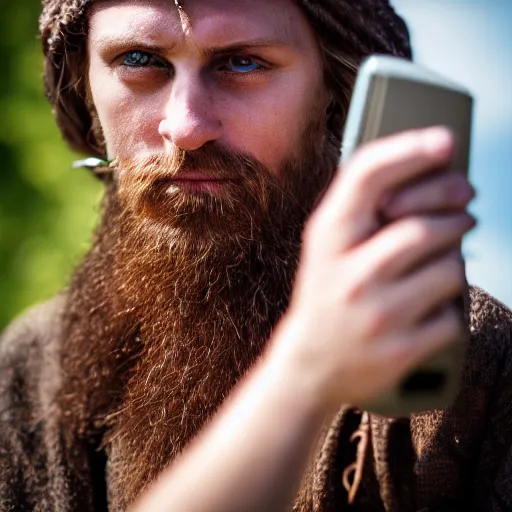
[1,0,511,510]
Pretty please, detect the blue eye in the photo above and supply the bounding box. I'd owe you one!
[122,51,161,67]
[224,56,260,73]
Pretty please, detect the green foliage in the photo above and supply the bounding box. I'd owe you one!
[0,0,103,329]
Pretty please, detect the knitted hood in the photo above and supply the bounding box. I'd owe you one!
[39,0,412,161]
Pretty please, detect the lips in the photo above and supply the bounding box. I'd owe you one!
[162,171,235,195]
[171,171,230,182]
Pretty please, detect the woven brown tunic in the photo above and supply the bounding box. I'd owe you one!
[1,286,512,511]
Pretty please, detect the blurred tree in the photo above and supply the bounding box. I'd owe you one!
[0,0,102,329]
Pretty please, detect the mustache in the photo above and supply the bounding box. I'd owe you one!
[115,143,272,183]
[114,143,287,229]
[113,143,299,222]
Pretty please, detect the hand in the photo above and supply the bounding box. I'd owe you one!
[274,127,475,410]
[380,168,475,220]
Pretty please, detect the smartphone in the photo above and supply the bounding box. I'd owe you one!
[341,55,473,417]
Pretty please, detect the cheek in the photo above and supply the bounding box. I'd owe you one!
[221,73,325,172]
[89,68,164,157]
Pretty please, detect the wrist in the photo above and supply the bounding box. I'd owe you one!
[265,313,336,418]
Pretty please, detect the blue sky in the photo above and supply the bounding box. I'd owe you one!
[392,0,512,307]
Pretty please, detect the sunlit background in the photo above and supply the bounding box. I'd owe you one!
[0,0,510,330]
[0,0,103,330]
[393,0,512,307]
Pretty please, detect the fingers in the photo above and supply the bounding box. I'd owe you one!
[293,126,473,410]
[352,212,475,281]
[374,305,462,379]
[381,170,474,220]
[364,251,465,338]
[315,126,455,251]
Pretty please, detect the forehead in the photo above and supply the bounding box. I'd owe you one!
[88,0,315,50]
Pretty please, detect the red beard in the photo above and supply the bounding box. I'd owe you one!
[59,116,338,509]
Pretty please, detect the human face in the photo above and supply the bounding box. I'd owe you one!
[87,0,328,175]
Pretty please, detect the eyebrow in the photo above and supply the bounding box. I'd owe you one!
[94,35,294,58]
[202,38,293,58]
[94,35,172,56]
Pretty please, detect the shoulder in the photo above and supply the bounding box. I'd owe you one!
[0,297,69,508]
[455,285,512,421]
[0,295,66,407]
[0,295,66,360]
[411,286,512,431]
[405,288,512,507]
[469,285,512,333]
[467,285,512,367]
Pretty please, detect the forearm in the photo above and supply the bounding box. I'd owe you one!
[131,323,329,512]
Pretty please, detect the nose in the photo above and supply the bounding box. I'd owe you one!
[158,76,222,151]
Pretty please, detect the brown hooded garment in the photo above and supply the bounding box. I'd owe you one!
[2,0,512,511]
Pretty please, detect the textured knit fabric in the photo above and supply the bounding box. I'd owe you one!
[1,286,512,511]
[38,0,412,159]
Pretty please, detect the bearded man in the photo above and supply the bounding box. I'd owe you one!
[1,0,512,511]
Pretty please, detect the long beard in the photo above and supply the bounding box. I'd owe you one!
[58,115,339,509]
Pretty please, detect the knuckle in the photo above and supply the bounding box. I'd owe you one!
[384,192,411,218]
[440,176,462,203]
[348,148,379,188]
[338,257,370,302]
[438,257,465,288]
[440,175,471,207]
[406,216,433,245]
[444,170,466,188]
[367,302,396,338]
[349,135,408,186]
[344,272,369,302]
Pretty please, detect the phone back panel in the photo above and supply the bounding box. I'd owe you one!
[364,75,472,171]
